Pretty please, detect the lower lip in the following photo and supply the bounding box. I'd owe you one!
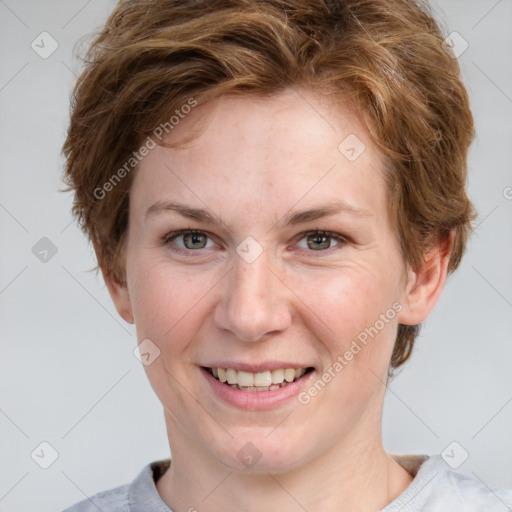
[200,366,315,410]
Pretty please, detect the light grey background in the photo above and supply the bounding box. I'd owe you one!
[0,1,511,511]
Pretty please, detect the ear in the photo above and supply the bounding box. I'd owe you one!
[104,274,135,324]
[397,231,455,325]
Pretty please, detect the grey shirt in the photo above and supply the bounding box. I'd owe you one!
[62,454,512,511]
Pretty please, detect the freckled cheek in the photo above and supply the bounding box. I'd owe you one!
[129,261,214,344]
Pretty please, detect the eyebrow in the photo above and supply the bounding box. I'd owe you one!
[144,200,373,226]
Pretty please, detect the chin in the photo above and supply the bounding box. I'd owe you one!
[207,430,310,475]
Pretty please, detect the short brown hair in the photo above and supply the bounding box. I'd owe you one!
[62,0,477,373]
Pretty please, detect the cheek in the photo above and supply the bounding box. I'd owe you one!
[127,242,401,363]
[292,264,398,387]
[128,256,215,348]
[298,271,397,426]
[293,264,391,337]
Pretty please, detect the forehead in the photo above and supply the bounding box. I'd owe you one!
[130,88,388,227]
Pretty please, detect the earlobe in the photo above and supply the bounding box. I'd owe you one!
[104,274,135,324]
[397,231,455,326]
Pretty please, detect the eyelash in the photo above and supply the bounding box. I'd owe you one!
[161,229,348,256]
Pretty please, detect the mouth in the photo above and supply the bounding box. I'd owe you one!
[202,366,315,392]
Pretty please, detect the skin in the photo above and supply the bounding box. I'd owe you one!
[106,88,453,512]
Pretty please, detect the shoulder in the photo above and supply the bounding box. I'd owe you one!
[441,465,512,510]
[385,454,512,511]
[61,459,172,512]
[61,483,130,512]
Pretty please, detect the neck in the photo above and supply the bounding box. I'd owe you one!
[156,418,414,512]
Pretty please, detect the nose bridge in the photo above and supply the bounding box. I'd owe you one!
[214,248,291,342]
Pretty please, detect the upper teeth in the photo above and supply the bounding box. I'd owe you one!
[212,367,308,386]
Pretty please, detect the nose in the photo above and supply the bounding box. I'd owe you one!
[213,249,292,342]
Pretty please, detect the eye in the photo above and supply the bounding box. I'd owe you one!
[295,230,347,252]
[162,228,348,256]
[163,229,216,252]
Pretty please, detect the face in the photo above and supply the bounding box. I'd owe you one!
[109,88,431,474]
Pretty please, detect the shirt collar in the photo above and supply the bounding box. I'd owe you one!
[129,459,173,512]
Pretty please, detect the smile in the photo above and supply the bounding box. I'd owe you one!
[204,366,314,392]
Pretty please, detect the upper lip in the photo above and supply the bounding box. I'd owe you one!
[201,362,314,373]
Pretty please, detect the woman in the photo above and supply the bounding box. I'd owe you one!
[62,0,512,510]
